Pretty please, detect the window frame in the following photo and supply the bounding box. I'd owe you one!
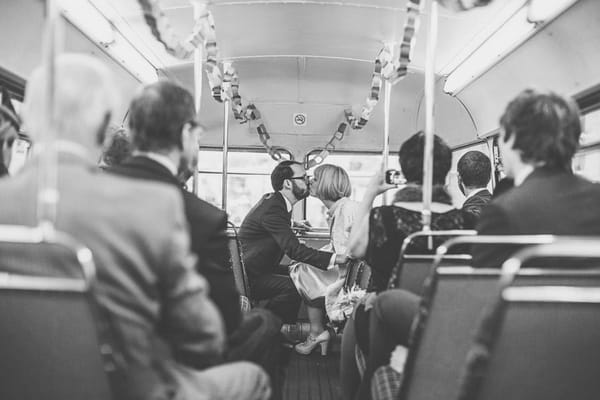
[195,146,294,224]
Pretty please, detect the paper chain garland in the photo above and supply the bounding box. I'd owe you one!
[138,0,498,168]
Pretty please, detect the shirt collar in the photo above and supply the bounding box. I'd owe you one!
[133,151,178,176]
[465,187,488,200]
[281,193,293,213]
[514,164,535,187]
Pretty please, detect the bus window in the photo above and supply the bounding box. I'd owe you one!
[574,108,600,182]
[196,148,291,225]
[305,152,400,228]
[580,108,600,147]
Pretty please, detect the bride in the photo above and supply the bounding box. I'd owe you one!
[290,163,358,355]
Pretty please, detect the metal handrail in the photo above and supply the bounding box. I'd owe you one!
[399,229,477,261]
[503,285,600,304]
[500,237,600,285]
[433,234,557,270]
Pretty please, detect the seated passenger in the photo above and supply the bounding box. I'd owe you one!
[472,88,600,268]
[342,131,465,400]
[457,150,492,228]
[457,89,600,400]
[0,86,20,177]
[238,161,348,325]
[290,164,358,355]
[107,80,283,398]
[0,54,270,400]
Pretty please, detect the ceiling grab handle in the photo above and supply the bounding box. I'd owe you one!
[38,0,61,238]
[422,0,439,249]
[191,0,206,197]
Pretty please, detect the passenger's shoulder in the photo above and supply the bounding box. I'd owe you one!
[95,173,184,212]
[183,191,228,224]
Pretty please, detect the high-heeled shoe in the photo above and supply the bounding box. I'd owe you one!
[294,330,331,356]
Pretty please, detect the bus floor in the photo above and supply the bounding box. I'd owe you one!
[283,337,341,400]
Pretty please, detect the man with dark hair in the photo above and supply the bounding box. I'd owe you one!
[472,89,600,268]
[108,80,283,398]
[108,80,241,333]
[457,150,492,227]
[239,160,348,324]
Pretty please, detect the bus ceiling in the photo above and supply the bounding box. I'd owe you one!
[1,0,597,157]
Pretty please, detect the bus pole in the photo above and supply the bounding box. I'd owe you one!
[39,0,60,236]
[382,74,392,205]
[221,95,230,212]
[192,0,205,196]
[422,0,439,239]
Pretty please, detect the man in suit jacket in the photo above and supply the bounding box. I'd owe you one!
[472,89,600,268]
[457,150,492,228]
[239,160,348,323]
[106,81,239,335]
[107,80,284,397]
[0,54,270,400]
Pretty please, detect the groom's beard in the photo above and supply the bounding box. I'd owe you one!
[292,180,310,200]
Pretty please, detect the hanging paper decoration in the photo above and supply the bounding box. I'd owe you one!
[383,0,423,84]
[306,122,348,169]
[438,0,494,12]
[138,0,203,59]
[137,0,427,167]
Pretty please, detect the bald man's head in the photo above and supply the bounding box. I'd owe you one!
[23,53,120,151]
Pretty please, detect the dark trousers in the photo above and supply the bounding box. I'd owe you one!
[226,308,285,400]
[250,274,302,324]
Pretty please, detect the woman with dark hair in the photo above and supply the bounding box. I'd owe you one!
[341,131,465,400]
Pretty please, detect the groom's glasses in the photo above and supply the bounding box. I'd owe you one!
[289,175,310,182]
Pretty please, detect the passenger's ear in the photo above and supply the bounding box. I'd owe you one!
[96,112,111,146]
[179,123,190,150]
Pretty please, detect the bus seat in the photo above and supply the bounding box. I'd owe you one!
[399,267,500,400]
[344,259,371,291]
[0,225,116,400]
[389,230,476,295]
[399,236,600,400]
[400,265,600,400]
[227,222,252,309]
[397,254,471,295]
[474,286,600,400]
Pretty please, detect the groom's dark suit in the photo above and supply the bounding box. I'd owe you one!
[239,191,333,323]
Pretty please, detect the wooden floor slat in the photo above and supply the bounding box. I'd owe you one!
[283,348,341,400]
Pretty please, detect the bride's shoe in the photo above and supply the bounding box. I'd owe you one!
[294,330,331,356]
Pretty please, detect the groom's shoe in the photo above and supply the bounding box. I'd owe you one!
[280,323,302,345]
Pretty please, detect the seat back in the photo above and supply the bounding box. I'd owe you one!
[400,267,499,400]
[476,286,600,400]
[400,265,600,400]
[227,223,252,300]
[344,259,371,291]
[389,230,476,294]
[0,225,114,400]
[398,254,472,295]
